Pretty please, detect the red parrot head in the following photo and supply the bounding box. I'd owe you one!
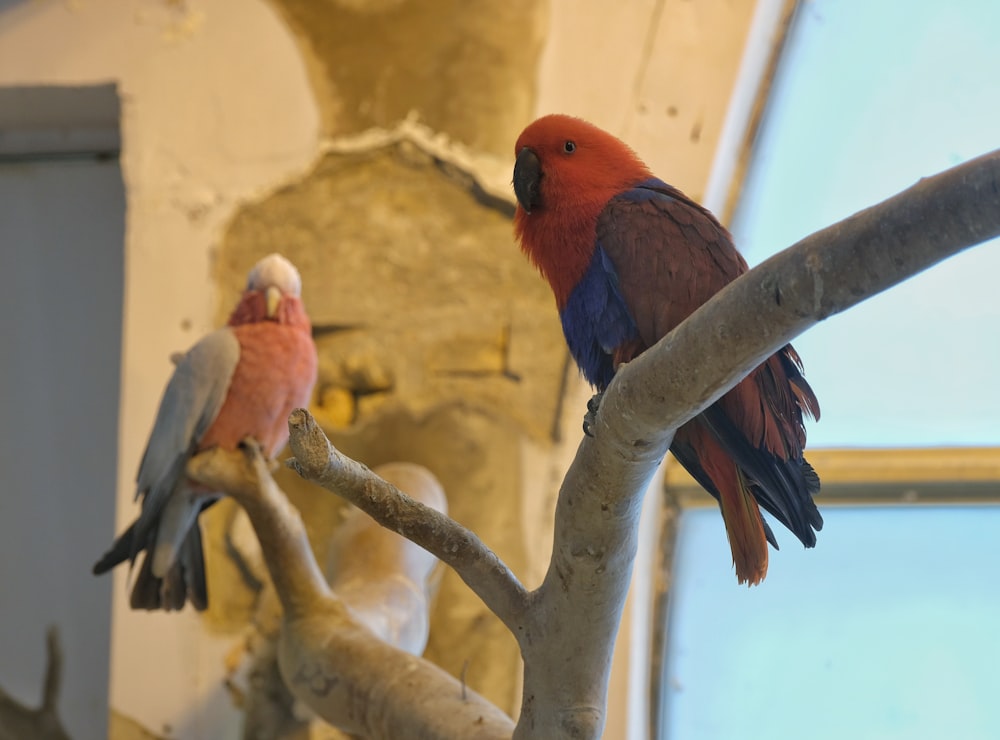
[512,114,653,305]
[512,114,652,217]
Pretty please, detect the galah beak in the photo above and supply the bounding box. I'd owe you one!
[266,285,282,318]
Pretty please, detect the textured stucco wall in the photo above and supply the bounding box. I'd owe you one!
[203,0,555,717]
[204,0,766,730]
[210,127,564,717]
[267,0,546,156]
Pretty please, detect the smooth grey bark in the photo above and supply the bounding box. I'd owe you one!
[187,444,516,739]
[515,147,1000,739]
[276,149,1000,738]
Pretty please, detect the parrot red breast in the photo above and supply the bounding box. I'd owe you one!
[93,253,318,610]
[512,114,821,585]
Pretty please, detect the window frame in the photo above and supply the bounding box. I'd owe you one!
[653,446,1000,738]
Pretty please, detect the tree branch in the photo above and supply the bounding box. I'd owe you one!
[0,627,69,740]
[282,150,1000,739]
[188,441,331,619]
[513,148,1000,738]
[606,147,1000,442]
[327,461,448,655]
[286,410,531,633]
[187,443,516,739]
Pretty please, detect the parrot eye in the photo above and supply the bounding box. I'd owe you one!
[563,140,576,154]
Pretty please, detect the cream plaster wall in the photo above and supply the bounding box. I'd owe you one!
[537,0,760,201]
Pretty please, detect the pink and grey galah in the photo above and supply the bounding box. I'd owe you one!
[93,253,318,611]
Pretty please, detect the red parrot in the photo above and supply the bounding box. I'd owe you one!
[93,253,318,610]
[512,114,821,585]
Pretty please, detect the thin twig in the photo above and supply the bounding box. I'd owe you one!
[285,408,531,633]
[268,149,1000,740]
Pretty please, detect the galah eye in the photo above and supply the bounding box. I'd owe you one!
[563,140,576,154]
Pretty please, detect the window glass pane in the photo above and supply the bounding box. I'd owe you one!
[729,0,1000,448]
[662,505,1000,740]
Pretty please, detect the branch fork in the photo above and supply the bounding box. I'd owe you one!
[201,149,1000,739]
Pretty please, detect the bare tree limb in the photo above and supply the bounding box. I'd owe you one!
[187,444,516,739]
[283,150,1000,739]
[328,462,448,655]
[285,415,531,634]
[605,147,1000,443]
[190,441,332,620]
[0,627,70,740]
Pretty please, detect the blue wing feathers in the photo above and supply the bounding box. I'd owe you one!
[559,244,638,389]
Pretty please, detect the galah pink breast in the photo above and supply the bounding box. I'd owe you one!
[93,253,318,610]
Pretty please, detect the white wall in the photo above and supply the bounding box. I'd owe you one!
[0,1,319,736]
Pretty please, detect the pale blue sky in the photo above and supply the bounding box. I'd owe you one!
[664,2,1000,738]
[731,0,1000,448]
[664,506,1000,740]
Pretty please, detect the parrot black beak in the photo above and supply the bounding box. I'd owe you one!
[513,147,542,214]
